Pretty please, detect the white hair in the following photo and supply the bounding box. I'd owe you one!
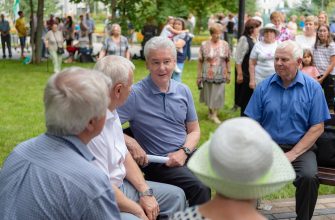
[94,55,135,86]
[144,36,177,60]
[277,40,303,60]
[44,67,112,136]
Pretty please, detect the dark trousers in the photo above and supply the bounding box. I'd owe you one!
[142,163,211,206]
[281,146,319,220]
[237,77,253,116]
[185,38,192,61]
[321,75,335,110]
[1,34,12,57]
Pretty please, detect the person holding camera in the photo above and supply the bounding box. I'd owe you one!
[45,23,64,73]
[197,23,231,124]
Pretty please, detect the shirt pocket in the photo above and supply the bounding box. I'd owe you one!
[289,99,310,122]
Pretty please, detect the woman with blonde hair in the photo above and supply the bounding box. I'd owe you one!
[270,11,294,42]
[99,23,130,59]
[318,11,329,26]
[197,23,230,124]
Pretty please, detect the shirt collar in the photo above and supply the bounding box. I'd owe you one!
[46,134,95,161]
[106,109,117,122]
[270,70,304,88]
[145,75,177,95]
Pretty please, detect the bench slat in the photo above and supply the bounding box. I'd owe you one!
[318,166,335,186]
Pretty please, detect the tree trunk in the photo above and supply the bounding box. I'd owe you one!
[32,0,44,64]
[30,0,36,63]
[110,0,117,20]
[196,11,202,35]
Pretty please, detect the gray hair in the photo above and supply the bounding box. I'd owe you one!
[276,40,303,60]
[144,36,177,60]
[44,67,111,136]
[94,55,135,87]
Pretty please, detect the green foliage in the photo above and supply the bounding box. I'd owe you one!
[68,0,255,37]
[292,0,318,16]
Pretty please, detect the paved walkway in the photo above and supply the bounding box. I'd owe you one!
[259,194,335,219]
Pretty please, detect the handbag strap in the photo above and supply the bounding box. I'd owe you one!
[52,31,61,48]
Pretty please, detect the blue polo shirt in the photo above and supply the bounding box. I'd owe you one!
[245,71,330,145]
[0,134,120,220]
[118,75,198,156]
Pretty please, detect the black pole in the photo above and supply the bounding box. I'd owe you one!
[237,0,245,39]
[234,0,245,111]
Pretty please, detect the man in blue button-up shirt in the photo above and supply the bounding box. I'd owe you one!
[0,14,12,58]
[0,67,121,220]
[245,40,330,220]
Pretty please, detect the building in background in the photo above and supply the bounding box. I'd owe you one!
[257,0,312,15]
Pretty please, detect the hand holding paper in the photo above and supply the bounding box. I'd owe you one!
[147,155,169,164]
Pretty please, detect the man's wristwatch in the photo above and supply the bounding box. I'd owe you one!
[181,146,192,156]
[139,188,154,197]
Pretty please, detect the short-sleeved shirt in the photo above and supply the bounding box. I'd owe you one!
[173,32,187,63]
[102,35,129,57]
[313,42,335,75]
[198,40,230,83]
[15,17,27,37]
[295,34,316,50]
[277,26,295,42]
[0,19,10,35]
[249,41,278,84]
[301,66,320,80]
[45,30,64,52]
[88,110,128,187]
[0,134,120,220]
[117,76,198,156]
[86,18,95,33]
[245,71,330,145]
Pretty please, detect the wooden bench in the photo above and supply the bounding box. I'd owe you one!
[318,167,335,186]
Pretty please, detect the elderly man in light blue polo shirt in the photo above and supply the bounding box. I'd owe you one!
[245,40,330,220]
[118,36,211,206]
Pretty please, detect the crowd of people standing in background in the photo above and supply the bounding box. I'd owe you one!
[2,9,335,115]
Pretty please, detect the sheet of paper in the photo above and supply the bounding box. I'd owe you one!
[147,155,169,164]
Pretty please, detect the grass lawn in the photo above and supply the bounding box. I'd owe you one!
[0,59,334,200]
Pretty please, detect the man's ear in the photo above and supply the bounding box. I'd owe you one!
[114,83,123,98]
[86,118,96,132]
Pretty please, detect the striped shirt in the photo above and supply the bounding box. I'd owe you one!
[313,42,335,76]
[0,134,120,220]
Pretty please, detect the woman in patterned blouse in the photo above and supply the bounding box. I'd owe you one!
[98,23,130,59]
[197,23,231,124]
[270,11,294,42]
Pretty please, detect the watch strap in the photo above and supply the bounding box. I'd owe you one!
[139,188,153,197]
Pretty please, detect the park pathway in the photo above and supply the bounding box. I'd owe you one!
[260,194,335,219]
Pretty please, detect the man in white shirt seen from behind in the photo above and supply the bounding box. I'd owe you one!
[295,16,317,50]
[87,55,186,220]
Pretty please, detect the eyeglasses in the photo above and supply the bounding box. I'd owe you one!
[150,59,174,69]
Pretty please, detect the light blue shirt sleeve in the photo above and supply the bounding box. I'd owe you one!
[185,86,198,122]
[309,83,331,125]
[82,189,120,220]
[244,84,263,122]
